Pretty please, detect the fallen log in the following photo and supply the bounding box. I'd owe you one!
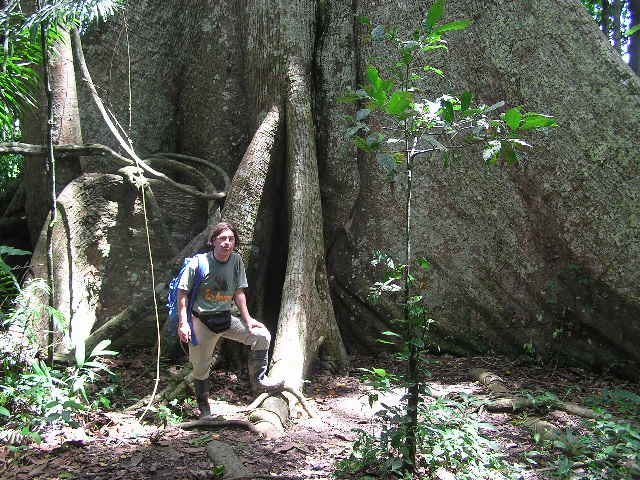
[470,368,509,394]
[471,368,599,419]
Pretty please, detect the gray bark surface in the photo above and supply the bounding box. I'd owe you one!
[19,0,639,375]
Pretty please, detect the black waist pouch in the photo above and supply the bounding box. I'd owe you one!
[193,310,231,333]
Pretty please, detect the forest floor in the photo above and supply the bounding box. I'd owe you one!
[1,350,638,480]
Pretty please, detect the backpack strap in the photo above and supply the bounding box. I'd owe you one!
[187,253,209,346]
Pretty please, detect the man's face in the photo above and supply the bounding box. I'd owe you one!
[213,228,236,261]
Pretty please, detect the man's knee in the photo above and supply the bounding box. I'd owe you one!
[252,326,271,350]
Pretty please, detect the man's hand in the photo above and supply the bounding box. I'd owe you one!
[245,316,265,333]
[178,320,191,343]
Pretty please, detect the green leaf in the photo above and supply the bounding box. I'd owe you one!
[460,91,473,112]
[624,24,640,37]
[433,20,472,33]
[89,339,117,358]
[426,0,445,29]
[386,90,412,115]
[356,16,371,25]
[423,65,444,76]
[63,400,87,411]
[0,406,10,416]
[381,331,402,337]
[421,44,448,52]
[500,145,519,165]
[417,258,431,270]
[504,107,522,131]
[521,114,557,130]
[367,66,383,90]
[442,100,455,123]
[0,246,31,257]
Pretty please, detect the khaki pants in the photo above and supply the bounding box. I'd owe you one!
[189,315,271,380]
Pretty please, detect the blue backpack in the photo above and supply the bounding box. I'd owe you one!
[166,253,209,345]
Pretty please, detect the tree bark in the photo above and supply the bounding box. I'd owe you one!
[221,104,284,324]
[14,0,640,378]
[269,58,348,390]
[22,28,82,245]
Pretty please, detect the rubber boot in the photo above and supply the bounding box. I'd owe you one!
[194,378,211,418]
[248,350,285,394]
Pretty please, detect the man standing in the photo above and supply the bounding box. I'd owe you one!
[177,222,283,418]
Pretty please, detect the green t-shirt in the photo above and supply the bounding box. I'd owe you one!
[178,252,248,314]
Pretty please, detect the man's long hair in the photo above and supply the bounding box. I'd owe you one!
[208,222,240,248]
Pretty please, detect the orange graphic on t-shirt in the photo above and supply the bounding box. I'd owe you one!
[204,288,233,303]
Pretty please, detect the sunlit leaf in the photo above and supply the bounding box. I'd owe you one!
[382,331,402,337]
[521,114,557,130]
[433,20,472,33]
[504,107,522,131]
[387,91,412,114]
[624,24,640,37]
[423,65,444,76]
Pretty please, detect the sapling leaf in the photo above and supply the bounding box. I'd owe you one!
[442,101,455,123]
[624,24,640,37]
[417,258,431,270]
[500,145,518,165]
[507,138,532,148]
[421,44,448,52]
[426,0,445,29]
[504,107,522,131]
[0,406,10,416]
[387,91,412,114]
[433,20,472,33]
[63,399,87,410]
[460,91,473,112]
[520,113,557,130]
[367,66,383,90]
[423,65,444,76]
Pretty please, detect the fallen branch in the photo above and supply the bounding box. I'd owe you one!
[178,418,262,436]
[471,369,599,419]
